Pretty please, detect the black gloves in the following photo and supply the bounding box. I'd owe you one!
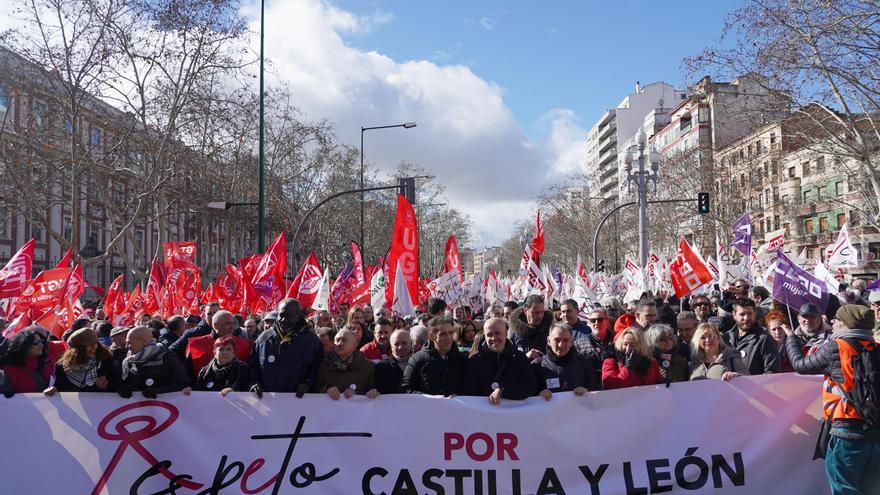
[295,383,309,398]
[624,352,650,375]
[3,389,14,399]
[142,388,158,399]
[117,385,133,399]
[250,383,263,399]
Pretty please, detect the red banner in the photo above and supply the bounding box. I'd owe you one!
[15,268,71,314]
[351,241,366,287]
[444,236,463,282]
[55,246,73,269]
[163,241,198,269]
[0,239,35,298]
[286,252,323,310]
[102,275,124,319]
[669,237,713,298]
[385,195,419,308]
[251,232,287,308]
[530,210,544,263]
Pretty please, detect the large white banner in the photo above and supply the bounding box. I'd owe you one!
[0,374,828,494]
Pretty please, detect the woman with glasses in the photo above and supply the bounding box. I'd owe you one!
[645,324,689,385]
[1,328,55,393]
[690,322,747,381]
[602,327,663,390]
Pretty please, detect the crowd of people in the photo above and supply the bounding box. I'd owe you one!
[1,277,879,492]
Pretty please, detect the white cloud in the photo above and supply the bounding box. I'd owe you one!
[540,108,588,175]
[478,17,497,31]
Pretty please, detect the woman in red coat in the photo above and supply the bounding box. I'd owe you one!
[602,327,662,390]
[2,329,55,393]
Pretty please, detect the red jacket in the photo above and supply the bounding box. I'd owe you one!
[3,357,54,393]
[601,356,663,390]
[187,334,251,376]
[359,341,392,362]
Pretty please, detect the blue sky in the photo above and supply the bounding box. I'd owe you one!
[331,0,739,142]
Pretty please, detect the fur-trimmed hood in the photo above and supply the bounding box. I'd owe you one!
[509,306,554,340]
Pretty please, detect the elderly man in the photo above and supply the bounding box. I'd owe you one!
[313,310,332,330]
[723,298,781,375]
[795,303,833,356]
[783,304,880,493]
[158,315,186,348]
[168,302,221,359]
[375,329,413,394]
[402,316,466,396]
[315,326,337,357]
[185,310,251,379]
[360,318,393,362]
[463,317,537,405]
[409,324,429,352]
[250,298,323,397]
[244,317,260,340]
[118,326,190,399]
[532,322,600,400]
[509,294,554,359]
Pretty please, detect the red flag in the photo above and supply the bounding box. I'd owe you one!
[163,241,198,269]
[385,195,419,307]
[62,263,85,303]
[286,251,323,309]
[444,235,463,282]
[103,275,124,319]
[348,280,371,306]
[55,246,73,269]
[251,232,287,307]
[530,210,544,263]
[351,241,366,287]
[120,285,144,324]
[239,254,263,281]
[144,259,164,314]
[201,282,216,304]
[669,237,713,298]
[0,239,35,298]
[14,268,72,314]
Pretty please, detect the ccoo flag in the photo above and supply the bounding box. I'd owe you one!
[772,250,829,313]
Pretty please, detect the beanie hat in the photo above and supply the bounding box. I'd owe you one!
[836,304,875,330]
[67,328,98,348]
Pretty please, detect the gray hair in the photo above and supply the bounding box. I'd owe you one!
[600,296,624,311]
[409,325,429,347]
[335,328,356,342]
[315,326,336,340]
[645,323,675,349]
[549,322,572,336]
[390,329,410,344]
[677,311,698,324]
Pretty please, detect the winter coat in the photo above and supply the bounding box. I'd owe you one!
[186,333,251,380]
[374,355,408,394]
[54,357,119,392]
[570,320,594,356]
[168,320,212,359]
[316,351,375,394]
[359,341,392,362]
[723,325,781,375]
[794,323,833,357]
[462,341,537,400]
[157,329,181,349]
[121,345,190,394]
[401,346,466,396]
[195,359,252,392]
[531,348,600,392]
[508,307,554,355]
[690,347,748,380]
[601,354,663,390]
[2,357,54,393]
[653,350,690,384]
[250,326,324,393]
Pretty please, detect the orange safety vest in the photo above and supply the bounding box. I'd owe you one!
[821,338,876,423]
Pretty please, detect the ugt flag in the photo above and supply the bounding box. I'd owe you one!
[772,250,829,313]
[669,237,713,298]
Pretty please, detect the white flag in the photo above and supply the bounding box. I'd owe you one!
[370,268,386,309]
[826,224,859,267]
[391,263,415,316]
[312,268,331,312]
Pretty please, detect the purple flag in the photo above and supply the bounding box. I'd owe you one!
[772,250,829,313]
[730,213,752,256]
[867,279,880,291]
[552,264,563,289]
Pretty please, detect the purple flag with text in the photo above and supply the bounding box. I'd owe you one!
[730,213,752,256]
[772,250,829,313]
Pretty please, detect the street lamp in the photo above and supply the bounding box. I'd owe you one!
[623,128,661,272]
[257,0,266,253]
[360,121,417,260]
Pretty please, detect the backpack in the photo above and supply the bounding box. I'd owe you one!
[841,338,880,430]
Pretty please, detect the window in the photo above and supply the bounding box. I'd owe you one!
[756,140,763,154]
[0,85,8,119]
[802,161,811,175]
[869,242,880,260]
[740,174,745,189]
[783,222,790,234]
[681,93,687,100]
[837,213,846,229]
[816,156,825,173]
[739,149,745,159]
[782,194,790,204]
[835,181,844,196]
[770,132,776,144]
[32,100,47,130]
[803,191,811,203]
[31,221,45,242]
[819,217,829,232]
[91,128,101,147]
[817,186,826,198]
[63,215,72,241]
[774,216,780,229]
[773,187,779,200]
[748,144,753,157]
[680,114,692,132]
[805,219,814,234]
[788,167,796,178]
[0,205,7,238]
[852,210,860,226]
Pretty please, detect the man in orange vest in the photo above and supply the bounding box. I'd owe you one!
[784,304,880,495]
[186,310,251,380]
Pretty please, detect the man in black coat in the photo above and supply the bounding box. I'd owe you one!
[723,298,781,375]
[532,322,600,400]
[118,326,190,398]
[508,294,554,359]
[402,316,466,396]
[168,302,220,359]
[375,329,414,394]
[463,317,537,405]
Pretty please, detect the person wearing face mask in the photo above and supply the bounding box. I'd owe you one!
[249,298,324,397]
[601,327,663,390]
[402,316,466,396]
[375,329,414,394]
[532,323,600,401]
[196,337,252,397]
[463,318,537,405]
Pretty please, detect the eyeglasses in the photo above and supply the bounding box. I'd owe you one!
[693,302,710,307]
[588,317,606,323]
[657,335,674,342]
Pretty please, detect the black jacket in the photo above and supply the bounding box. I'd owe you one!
[508,307,554,355]
[462,341,537,400]
[54,357,120,392]
[249,326,323,393]
[122,345,190,394]
[374,355,408,394]
[168,320,212,359]
[723,324,781,375]
[157,329,181,349]
[196,359,252,392]
[401,346,466,396]
[531,349,600,392]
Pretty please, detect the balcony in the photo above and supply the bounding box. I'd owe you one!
[597,122,616,141]
[599,135,616,153]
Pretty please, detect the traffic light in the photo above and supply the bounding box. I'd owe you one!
[597,259,606,272]
[398,177,416,204]
[697,192,710,214]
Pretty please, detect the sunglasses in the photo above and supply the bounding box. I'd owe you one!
[588,317,606,323]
